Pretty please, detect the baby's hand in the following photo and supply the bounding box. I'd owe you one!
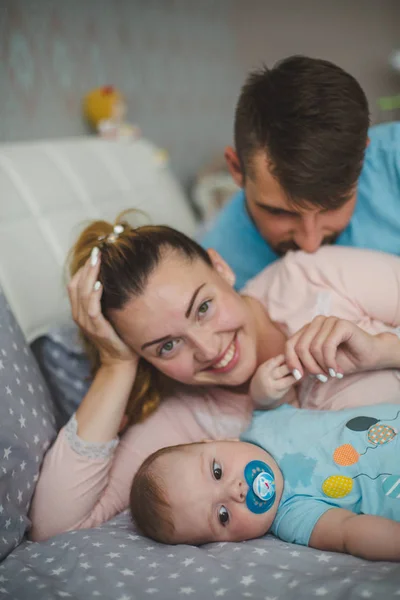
[250,354,297,408]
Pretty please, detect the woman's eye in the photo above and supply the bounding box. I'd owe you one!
[213,460,222,480]
[218,506,229,527]
[159,339,179,356]
[198,300,211,316]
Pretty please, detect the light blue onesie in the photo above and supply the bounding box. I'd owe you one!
[240,404,400,546]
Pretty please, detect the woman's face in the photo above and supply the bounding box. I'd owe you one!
[111,250,259,388]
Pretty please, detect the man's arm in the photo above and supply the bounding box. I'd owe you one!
[309,508,400,561]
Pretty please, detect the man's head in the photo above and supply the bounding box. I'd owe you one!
[225,55,370,255]
[130,440,282,546]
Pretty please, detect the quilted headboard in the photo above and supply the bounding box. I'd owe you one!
[0,137,197,342]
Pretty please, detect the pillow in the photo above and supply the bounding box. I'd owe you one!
[0,287,56,561]
[31,323,92,429]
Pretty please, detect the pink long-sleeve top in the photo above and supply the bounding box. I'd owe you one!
[29,247,400,541]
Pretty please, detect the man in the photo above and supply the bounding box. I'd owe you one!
[201,55,400,290]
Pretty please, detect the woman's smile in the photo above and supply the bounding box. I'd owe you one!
[204,334,240,374]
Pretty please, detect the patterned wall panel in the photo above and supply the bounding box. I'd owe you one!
[0,0,398,183]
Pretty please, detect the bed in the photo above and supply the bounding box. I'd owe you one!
[0,136,399,599]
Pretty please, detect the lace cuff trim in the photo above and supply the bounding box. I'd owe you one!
[64,413,119,460]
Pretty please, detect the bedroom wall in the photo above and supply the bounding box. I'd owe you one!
[0,0,398,185]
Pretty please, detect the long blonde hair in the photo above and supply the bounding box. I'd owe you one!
[67,210,212,427]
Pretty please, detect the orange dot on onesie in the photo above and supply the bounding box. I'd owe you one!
[333,444,360,466]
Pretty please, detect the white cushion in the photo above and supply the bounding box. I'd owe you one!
[0,137,197,341]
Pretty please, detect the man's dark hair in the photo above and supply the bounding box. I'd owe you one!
[234,55,370,209]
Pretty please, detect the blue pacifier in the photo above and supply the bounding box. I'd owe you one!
[244,460,276,514]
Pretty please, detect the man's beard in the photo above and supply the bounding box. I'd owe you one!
[273,233,339,257]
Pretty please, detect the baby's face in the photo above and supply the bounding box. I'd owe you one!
[157,440,283,545]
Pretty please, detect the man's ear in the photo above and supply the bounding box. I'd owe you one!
[366,137,370,148]
[207,248,236,288]
[224,146,244,188]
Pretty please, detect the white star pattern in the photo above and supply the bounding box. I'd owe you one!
[253,547,268,555]
[179,587,195,595]
[315,553,332,563]
[272,572,283,579]
[314,587,329,596]
[52,567,66,575]
[120,569,135,576]
[182,557,195,567]
[241,575,255,586]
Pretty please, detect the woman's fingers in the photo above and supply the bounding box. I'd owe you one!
[285,316,344,379]
[286,316,328,376]
[319,320,353,376]
[75,252,102,329]
[302,316,339,374]
[67,266,85,323]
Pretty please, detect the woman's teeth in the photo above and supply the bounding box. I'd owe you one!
[213,341,235,369]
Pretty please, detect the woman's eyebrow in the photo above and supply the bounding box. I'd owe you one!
[141,283,206,350]
[185,283,206,318]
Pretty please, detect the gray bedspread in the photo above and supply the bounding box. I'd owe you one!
[2,512,400,599]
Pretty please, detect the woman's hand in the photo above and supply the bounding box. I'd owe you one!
[284,316,400,380]
[67,248,137,368]
[250,354,297,408]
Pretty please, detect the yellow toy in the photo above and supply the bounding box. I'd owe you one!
[83,86,140,140]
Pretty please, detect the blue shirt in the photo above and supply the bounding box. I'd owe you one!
[241,404,400,546]
[201,123,400,290]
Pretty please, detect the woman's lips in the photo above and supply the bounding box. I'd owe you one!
[207,336,240,374]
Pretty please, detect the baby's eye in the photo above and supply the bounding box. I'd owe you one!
[213,460,222,480]
[198,300,211,316]
[158,339,180,356]
[218,506,229,527]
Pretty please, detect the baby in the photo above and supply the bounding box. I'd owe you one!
[130,402,400,561]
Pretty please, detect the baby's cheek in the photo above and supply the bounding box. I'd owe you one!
[233,506,271,542]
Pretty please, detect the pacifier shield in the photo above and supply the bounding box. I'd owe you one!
[244,460,276,514]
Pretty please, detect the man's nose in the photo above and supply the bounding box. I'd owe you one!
[230,479,247,503]
[294,213,324,253]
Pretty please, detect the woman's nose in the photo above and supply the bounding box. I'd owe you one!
[192,331,220,362]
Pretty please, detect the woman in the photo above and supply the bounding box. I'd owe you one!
[29,213,400,541]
